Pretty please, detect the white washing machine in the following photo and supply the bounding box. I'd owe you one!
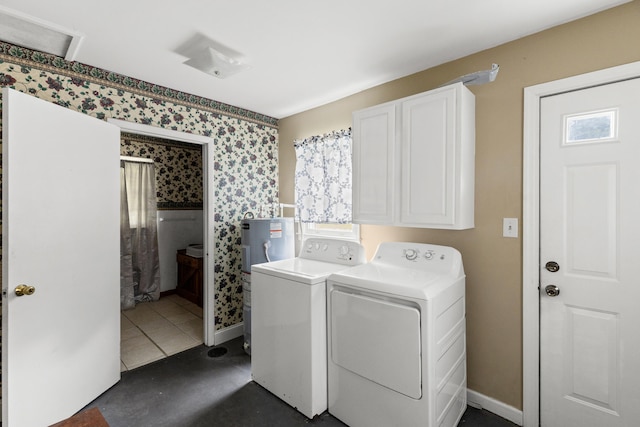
[251,237,366,419]
[327,242,466,427]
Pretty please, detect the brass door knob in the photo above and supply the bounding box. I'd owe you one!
[15,284,35,296]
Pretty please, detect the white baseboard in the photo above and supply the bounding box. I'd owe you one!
[213,322,244,346]
[467,389,523,426]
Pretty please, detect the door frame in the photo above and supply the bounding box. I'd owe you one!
[522,60,640,427]
[107,119,218,346]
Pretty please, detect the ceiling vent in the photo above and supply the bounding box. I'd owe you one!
[0,6,83,60]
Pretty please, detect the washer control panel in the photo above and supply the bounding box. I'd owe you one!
[301,238,366,265]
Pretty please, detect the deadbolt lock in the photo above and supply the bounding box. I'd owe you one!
[15,284,35,297]
[545,261,560,273]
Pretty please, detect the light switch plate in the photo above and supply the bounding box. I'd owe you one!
[503,218,518,238]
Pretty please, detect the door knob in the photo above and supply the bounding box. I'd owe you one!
[15,284,35,297]
[544,284,560,297]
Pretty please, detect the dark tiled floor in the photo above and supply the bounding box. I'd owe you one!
[87,337,517,427]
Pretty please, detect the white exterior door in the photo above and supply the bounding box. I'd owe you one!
[539,78,640,426]
[2,88,121,426]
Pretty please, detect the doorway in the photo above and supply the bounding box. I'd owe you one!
[108,119,216,355]
[522,60,640,427]
[119,133,206,370]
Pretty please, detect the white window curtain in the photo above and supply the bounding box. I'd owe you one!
[294,128,352,223]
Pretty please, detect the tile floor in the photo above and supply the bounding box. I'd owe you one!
[120,294,203,371]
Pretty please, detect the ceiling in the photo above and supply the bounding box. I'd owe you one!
[0,0,630,119]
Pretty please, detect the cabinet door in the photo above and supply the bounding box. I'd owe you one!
[400,87,456,226]
[352,103,396,224]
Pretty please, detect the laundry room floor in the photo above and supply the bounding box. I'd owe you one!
[86,337,517,427]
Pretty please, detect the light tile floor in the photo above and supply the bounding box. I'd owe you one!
[120,294,203,371]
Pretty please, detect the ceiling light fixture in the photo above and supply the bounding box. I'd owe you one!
[183,46,250,79]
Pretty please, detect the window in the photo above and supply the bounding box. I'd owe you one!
[294,128,359,241]
[564,109,618,145]
[300,222,360,241]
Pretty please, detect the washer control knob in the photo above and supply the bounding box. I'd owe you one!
[339,245,350,256]
[405,249,418,260]
[424,251,435,260]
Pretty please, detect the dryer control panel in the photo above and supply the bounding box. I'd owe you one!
[300,238,366,266]
[403,248,440,261]
[373,242,464,276]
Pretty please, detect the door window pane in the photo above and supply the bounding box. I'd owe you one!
[565,109,617,144]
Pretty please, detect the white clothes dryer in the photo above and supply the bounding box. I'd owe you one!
[251,237,365,419]
[327,242,466,427]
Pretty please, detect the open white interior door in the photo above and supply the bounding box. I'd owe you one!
[2,88,121,426]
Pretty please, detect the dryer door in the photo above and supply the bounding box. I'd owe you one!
[330,288,422,399]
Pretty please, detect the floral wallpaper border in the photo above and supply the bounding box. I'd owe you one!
[0,42,278,128]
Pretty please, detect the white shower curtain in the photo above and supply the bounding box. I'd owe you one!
[120,160,161,310]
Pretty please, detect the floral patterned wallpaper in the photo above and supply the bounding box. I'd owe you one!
[121,133,203,210]
[0,41,280,331]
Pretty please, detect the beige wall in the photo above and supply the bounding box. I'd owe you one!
[277,2,640,410]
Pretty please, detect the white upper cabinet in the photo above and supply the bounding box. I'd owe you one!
[352,82,475,229]
[352,102,397,224]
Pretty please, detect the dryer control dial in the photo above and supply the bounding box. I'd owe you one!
[405,249,418,261]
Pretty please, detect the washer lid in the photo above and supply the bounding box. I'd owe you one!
[328,262,461,300]
[251,257,358,285]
